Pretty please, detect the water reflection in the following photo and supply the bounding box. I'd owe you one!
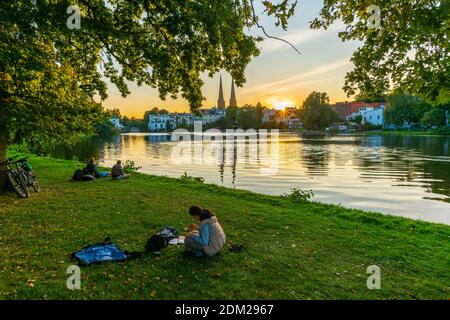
[48,133,450,224]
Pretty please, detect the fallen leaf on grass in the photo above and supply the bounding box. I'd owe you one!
[26,279,36,287]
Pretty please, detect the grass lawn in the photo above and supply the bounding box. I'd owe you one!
[1,155,450,300]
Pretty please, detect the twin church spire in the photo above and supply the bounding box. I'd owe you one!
[230,78,237,108]
[217,75,237,110]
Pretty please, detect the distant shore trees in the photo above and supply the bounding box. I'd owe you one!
[384,94,447,128]
[298,92,339,130]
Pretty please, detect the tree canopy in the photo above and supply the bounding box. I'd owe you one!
[384,93,433,127]
[311,1,449,105]
[237,104,264,129]
[298,91,339,130]
[421,108,446,127]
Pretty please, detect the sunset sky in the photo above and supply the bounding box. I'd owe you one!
[102,0,361,118]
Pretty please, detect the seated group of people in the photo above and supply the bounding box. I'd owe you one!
[83,158,130,180]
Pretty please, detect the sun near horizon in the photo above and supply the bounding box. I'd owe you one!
[267,98,297,110]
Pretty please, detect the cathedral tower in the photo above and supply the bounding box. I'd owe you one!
[217,75,226,110]
[229,79,237,107]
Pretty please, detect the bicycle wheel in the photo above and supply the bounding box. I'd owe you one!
[26,172,40,192]
[18,171,30,198]
[7,171,29,198]
[20,171,31,187]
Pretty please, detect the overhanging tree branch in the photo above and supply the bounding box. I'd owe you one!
[249,0,301,56]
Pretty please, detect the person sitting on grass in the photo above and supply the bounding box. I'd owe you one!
[84,157,109,178]
[184,205,226,257]
[111,160,130,180]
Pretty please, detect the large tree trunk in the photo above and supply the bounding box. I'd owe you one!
[0,98,9,193]
[0,120,7,193]
[0,69,11,192]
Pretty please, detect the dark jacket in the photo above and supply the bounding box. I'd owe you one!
[111,164,124,177]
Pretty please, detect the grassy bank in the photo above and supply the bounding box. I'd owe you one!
[1,155,450,300]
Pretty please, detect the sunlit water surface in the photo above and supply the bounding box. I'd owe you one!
[50,133,450,225]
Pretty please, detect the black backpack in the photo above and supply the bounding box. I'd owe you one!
[72,169,84,181]
[72,169,95,181]
[144,227,178,255]
[145,235,168,254]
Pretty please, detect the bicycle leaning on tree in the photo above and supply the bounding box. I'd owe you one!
[0,155,40,198]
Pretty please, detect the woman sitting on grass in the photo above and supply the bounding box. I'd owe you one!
[185,205,226,257]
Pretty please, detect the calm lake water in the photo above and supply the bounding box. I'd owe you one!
[50,132,450,225]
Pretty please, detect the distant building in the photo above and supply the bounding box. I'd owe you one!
[287,118,302,129]
[110,118,124,130]
[347,105,386,126]
[171,113,194,126]
[148,114,174,132]
[284,107,298,118]
[332,102,353,119]
[262,107,301,128]
[262,109,277,123]
[147,77,228,132]
[272,107,295,124]
[331,101,387,119]
[330,123,349,132]
[199,108,226,124]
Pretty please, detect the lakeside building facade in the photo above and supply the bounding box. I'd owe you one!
[148,108,227,131]
[110,117,124,130]
[346,104,386,126]
[262,107,302,129]
[148,114,175,131]
[262,109,277,123]
[331,102,387,119]
[147,76,233,132]
[330,101,387,127]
